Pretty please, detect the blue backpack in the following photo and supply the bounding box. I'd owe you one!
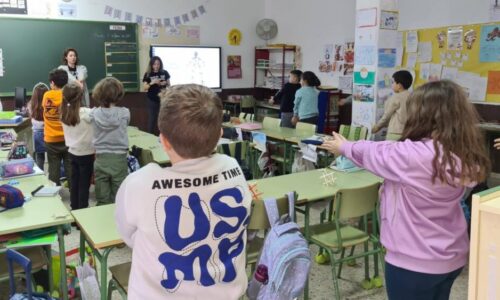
[247,192,311,300]
[0,184,25,212]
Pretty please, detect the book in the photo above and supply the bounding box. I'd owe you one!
[6,232,57,249]
[32,185,61,197]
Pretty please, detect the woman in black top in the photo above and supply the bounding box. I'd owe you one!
[143,56,170,134]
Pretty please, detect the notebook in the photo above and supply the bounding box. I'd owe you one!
[32,185,61,197]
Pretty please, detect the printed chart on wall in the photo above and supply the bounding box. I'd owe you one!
[399,21,500,103]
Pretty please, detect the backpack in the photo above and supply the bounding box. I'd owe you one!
[0,184,25,212]
[127,154,140,173]
[247,192,311,300]
[8,141,28,160]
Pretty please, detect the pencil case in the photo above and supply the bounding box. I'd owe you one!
[0,157,34,178]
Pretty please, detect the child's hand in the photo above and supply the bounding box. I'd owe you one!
[268,97,274,105]
[321,132,347,156]
[372,125,379,134]
[495,138,500,150]
[291,116,299,125]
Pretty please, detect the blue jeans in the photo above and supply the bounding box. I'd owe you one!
[385,262,463,300]
[33,130,45,170]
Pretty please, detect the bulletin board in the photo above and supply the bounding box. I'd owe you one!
[400,21,500,103]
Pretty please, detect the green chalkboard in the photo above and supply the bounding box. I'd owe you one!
[0,18,138,96]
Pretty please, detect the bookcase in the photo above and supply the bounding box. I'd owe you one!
[254,45,297,90]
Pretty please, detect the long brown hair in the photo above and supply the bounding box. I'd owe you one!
[401,80,490,185]
[61,82,83,126]
[29,82,49,121]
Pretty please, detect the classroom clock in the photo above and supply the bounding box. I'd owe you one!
[228,28,242,46]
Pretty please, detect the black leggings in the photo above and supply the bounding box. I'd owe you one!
[147,99,160,135]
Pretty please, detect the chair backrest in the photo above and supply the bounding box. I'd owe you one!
[296,122,317,135]
[239,112,255,121]
[334,182,380,220]
[219,140,248,163]
[247,194,292,230]
[262,117,280,129]
[339,124,368,141]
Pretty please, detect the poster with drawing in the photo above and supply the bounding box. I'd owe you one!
[353,84,375,102]
[339,76,353,94]
[352,101,376,129]
[480,25,500,62]
[319,44,333,73]
[447,27,463,51]
[227,55,242,79]
[380,11,398,30]
[343,41,355,75]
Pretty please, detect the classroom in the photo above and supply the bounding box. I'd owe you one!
[0,0,500,299]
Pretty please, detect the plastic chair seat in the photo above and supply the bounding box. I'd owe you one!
[109,262,131,292]
[308,223,370,249]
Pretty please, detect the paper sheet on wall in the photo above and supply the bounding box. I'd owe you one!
[0,49,3,77]
[468,77,488,102]
[487,70,500,95]
[441,66,458,81]
[339,76,353,94]
[356,7,378,28]
[406,53,417,69]
[419,63,430,81]
[354,45,376,65]
[429,64,443,81]
[456,71,480,100]
[406,31,418,53]
[417,42,432,62]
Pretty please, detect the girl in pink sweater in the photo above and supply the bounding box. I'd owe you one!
[323,80,490,300]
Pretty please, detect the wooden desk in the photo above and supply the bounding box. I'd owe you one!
[71,204,123,300]
[0,174,73,300]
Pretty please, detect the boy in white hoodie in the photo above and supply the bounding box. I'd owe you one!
[115,84,252,299]
[89,77,130,205]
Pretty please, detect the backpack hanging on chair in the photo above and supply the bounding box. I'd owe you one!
[247,192,311,300]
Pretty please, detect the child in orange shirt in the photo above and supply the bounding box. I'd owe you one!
[43,69,71,186]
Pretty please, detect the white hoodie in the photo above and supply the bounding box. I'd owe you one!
[115,154,252,299]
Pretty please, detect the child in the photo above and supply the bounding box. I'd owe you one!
[90,77,130,206]
[372,70,413,140]
[292,71,321,126]
[269,69,302,128]
[28,82,49,170]
[61,82,94,210]
[143,56,170,134]
[115,84,252,299]
[322,80,490,300]
[43,69,71,186]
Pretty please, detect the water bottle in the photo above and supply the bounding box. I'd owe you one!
[247,264,269,300]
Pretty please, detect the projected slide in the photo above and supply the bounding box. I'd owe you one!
[151,46,221,89]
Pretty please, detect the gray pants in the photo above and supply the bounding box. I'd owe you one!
[280,112,295,128]
[94,153,128,206]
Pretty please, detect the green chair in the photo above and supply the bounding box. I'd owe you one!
[296,122,317,136]
[304,183,383,300]
[262,116,280,129]
[339,124,369,141]
[240,95,256,117]
[246,193,296,273]
[107,262,131,300]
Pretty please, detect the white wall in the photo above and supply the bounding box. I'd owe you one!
[3,0,264,89]
[399,0,491,30]
[264,0,356,87]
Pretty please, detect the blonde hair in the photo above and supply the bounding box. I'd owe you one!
[159,84,222,158]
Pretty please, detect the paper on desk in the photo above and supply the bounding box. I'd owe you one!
[299,143,318,163]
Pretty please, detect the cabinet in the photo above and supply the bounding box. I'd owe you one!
[254,45,297,90]
[318,88,341,134]
[468,186,500,300]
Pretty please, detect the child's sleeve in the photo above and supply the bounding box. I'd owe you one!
[274,87,284,103]
[142,72,150,83]
[293,89,302,116]
[115,179,138,247]
[373,96,399,131]
[341,140,411,184]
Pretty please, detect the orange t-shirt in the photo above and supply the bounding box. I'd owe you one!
[42,89,65,143]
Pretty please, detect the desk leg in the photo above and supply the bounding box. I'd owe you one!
[43,245,54,294]
[57,226,69,300]
[99,248,114,300]
[79,231,86,263]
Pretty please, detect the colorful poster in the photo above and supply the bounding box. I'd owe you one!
[354,69,375,85]
[480,25,500,62]
[378,48,396,67]
[380,11,398,30]
[319,44,333,73]
[353,84,375,102]
[377,68,394,89]
[227,55,242,79]
[487,70,500,94]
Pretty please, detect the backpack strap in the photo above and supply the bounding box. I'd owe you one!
[286,191,296,222]
[264,197,280,225]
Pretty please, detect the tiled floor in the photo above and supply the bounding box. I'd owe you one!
[1,185,469,300]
